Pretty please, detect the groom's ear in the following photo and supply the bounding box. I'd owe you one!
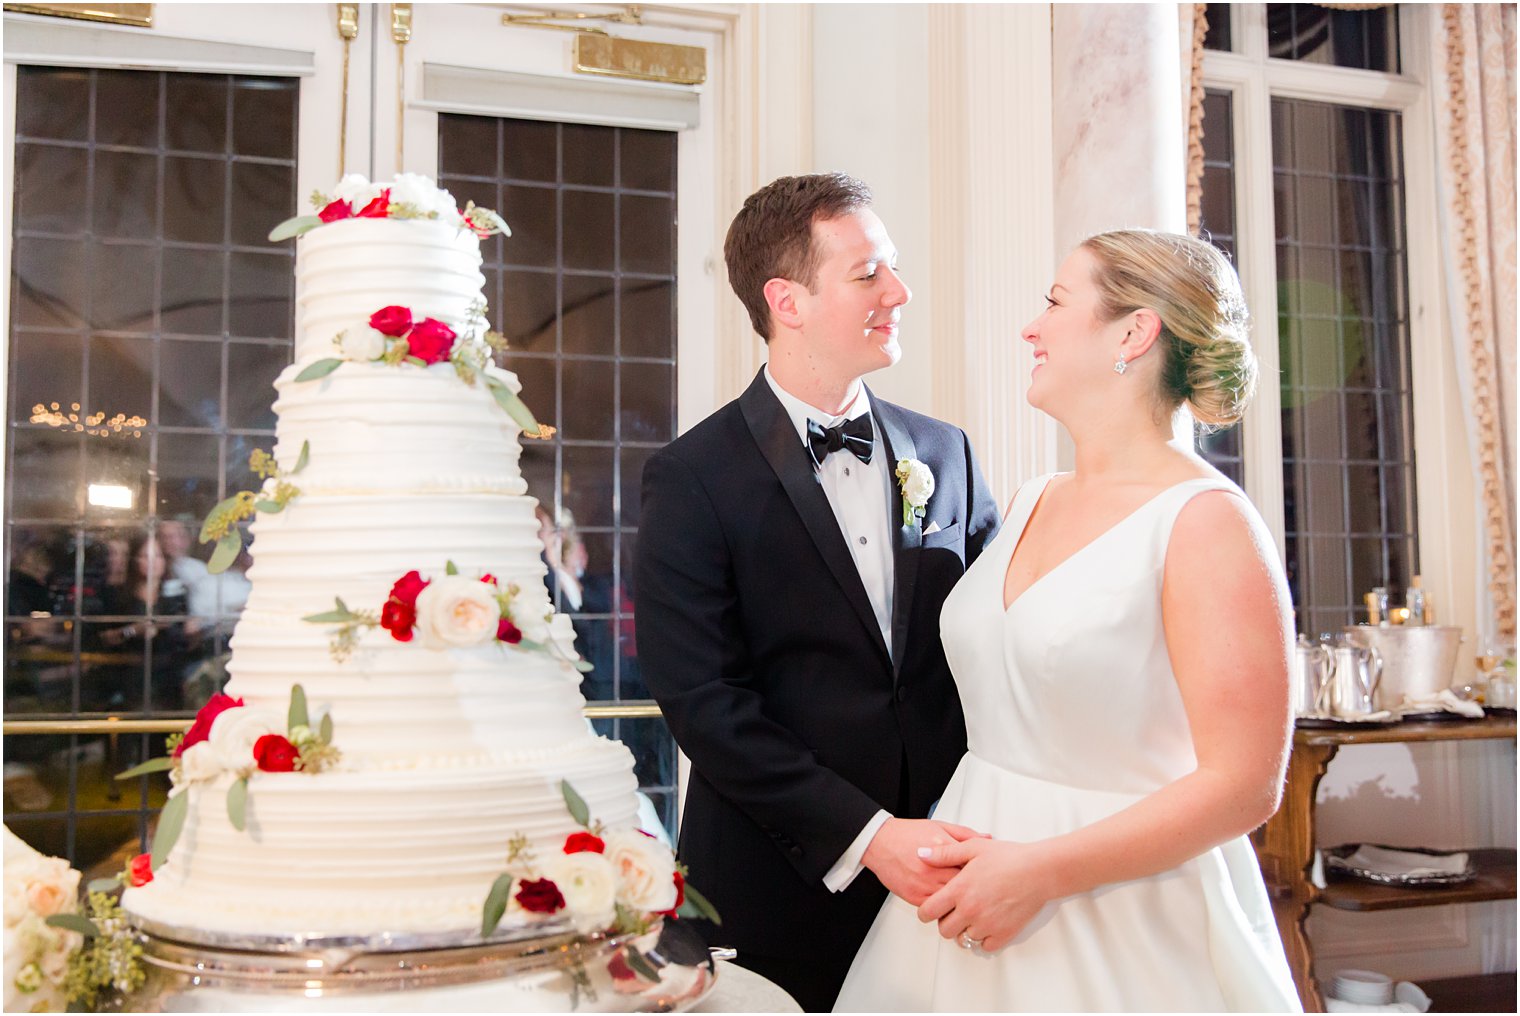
[763,277,804,333]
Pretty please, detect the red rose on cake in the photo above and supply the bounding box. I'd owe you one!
[405,318,458,364]
[515,878,566,914]
[253,734,300,773]
[381,570,429,642]
[174,693,245,757]
[128,853,154,887]
[368,305,413,337]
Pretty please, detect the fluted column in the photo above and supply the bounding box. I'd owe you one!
[1052,3,1191,455]
[928,3,1059,503]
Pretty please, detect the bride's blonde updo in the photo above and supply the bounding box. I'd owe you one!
[1080,229,1255,429]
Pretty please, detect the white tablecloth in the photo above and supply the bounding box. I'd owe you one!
[693,961,802,1013]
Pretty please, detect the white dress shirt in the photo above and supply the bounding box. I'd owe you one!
[762,366,893,893]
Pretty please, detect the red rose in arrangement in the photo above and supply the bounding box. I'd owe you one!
[368,305,413,337]
[356,188,391,218]
[317,198,353,223]
[659,870,685,918]
[174,693,245,757]
[564,832,605,855]
[515,878,566,914]
[406,318,457,364]
[253,733,300,773]
[390,569,428,605]
[128,853,154,887]
[381,598,416,641]
[480,574,497,586]
[496,618,523,644]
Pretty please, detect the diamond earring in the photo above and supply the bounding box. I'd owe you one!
[1113,357,1128,375]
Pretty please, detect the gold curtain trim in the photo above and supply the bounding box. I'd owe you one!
[1441,4,1517,638]
[1186,3,1209,237]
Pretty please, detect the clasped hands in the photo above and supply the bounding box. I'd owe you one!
[863,818,1055,954]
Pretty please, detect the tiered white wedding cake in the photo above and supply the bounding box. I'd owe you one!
[120,176,667,943]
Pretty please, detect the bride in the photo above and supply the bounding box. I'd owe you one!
[835,230,1302,1012]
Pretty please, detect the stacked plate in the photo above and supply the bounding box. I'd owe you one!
[1330,968,1394,1006]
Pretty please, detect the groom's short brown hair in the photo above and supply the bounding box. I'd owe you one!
[724,173,873,341]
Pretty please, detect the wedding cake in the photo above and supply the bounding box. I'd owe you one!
[119,176,675,945]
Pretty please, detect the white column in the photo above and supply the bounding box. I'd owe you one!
[927,3,1060,504]
[1051,3,1193,457]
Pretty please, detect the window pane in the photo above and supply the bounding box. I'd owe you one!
[1273,98,1416,633]
[1202,4,1232,52]
[1266,4,1400,73]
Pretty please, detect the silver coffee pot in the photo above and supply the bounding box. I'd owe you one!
[1291,634,1334,717]
[1328,636,1384,718]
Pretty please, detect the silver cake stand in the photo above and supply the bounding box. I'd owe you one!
[115,917,719,1013]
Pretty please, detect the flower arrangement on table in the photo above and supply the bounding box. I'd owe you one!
[303,561,590,669]
[479,781,720,986]
[292,301,550,438]
[268,173,510,242]
[114,686,340,864]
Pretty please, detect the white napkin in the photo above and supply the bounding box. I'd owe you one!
[1339,844,1470,879]
[1326,982,1431,1013]
[1394,688,1485,718]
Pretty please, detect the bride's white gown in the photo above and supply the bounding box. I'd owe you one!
[835,474,1302,1012]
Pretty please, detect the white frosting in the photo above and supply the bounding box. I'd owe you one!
[123,741,640,937]
[295,218,486,363]
[125,210,648,943]
[273,362,528,494]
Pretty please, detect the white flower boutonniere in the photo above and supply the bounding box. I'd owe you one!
[895,458,934,527]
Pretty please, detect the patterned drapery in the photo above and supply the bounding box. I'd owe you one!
[1432,3,1517,641]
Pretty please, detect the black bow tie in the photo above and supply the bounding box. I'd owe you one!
[806,415,874,468]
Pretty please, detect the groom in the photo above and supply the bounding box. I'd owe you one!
[634,173,1001,1010]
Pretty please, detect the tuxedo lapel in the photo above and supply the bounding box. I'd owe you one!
[739,372,891,666]
[872,396,921,679]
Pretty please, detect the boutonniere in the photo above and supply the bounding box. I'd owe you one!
[894,458,935,527]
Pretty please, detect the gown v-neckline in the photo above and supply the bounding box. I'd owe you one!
[1000,474,1210,614]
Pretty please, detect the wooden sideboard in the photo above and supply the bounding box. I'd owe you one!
[1252,715,1517,1012]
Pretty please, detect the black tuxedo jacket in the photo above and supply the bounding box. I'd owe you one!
[634,370,1000,959]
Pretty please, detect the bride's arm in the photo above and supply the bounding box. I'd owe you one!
[916,489,1294,951]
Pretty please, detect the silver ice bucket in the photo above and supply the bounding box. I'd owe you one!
[115,917,717,1013]
[1343,625,1464,710]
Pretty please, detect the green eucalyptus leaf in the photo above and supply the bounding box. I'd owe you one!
[294,358,343,383]
[572,660,594,673]
[254,499,283,513]
[45,914,99,939]
[561,780,590,828]
[445,560,459,576]
[86,877,120,894]
[404,355,427,367]
[115,756,174,781]
[624,947,660,983]
[302,609,353,624]
[151,790,190,868]
[289,685,310,731]
[485,376,542,434]
[680,882,722,926]
[227,777,249,832]
[319,712,334,745]
[208,532,242,575]
[481,873,515,936]
[268,214,323,242]
[293,440,310,474]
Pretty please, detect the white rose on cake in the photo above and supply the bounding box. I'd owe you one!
[177,741,223,784]
[507,586,554,644]
[414,575,502,649]
[390,172,457,219]
[545,852,618,934]
[336,326,386,362]
[209,707,284,774]
[603,830,678,913]
[331,173,382,209]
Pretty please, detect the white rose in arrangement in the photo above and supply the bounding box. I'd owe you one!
[208,707,283,775]
[3,855,77,928]
[330,173,381,209]
[602,830,678,913]
[544,852,618,934]
[178,741,224,784]
[897,458,934,508]
[507,586,554,644]
[414,576,502,649]
[390,172,457,219]
[336,326,386,362]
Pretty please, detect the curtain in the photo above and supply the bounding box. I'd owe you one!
[1432,3,1518,643]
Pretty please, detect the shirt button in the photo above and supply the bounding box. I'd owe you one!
[858,536,868,545]
[844,466,850,476]
[896,685,909,702]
